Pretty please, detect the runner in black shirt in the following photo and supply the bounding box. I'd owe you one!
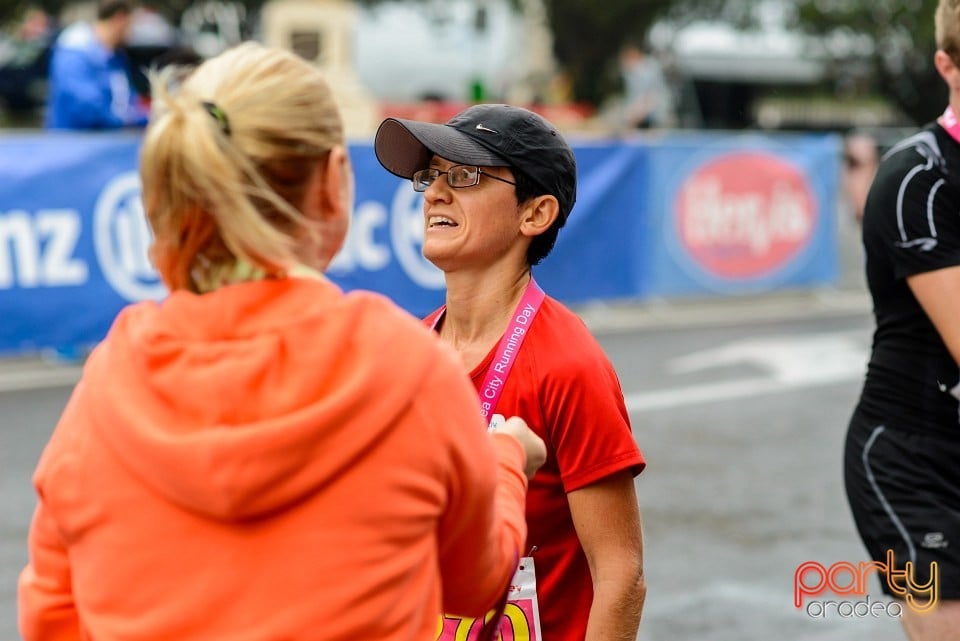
[845,2,960,637]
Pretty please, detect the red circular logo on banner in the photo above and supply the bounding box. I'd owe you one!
[675,152,816,279]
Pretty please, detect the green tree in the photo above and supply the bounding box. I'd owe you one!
[5,0,943,125]
[541,0,673,105]
[0,0,684,108]
[790,0,943,125]
[551,0,945,126]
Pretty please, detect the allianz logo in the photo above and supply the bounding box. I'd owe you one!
[93,172,167,301]
[329,179,444,290]
[0,172,442,300]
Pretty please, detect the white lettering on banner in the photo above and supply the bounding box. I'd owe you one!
[86,175,438,299]
[0,211,37,288]
[328,201,390,272]
[329,184,444,288]
[0,209,88,288]
[389,185,445,289]
[93,171,166,302]
[682,177,812,254]
[36,211,88,286]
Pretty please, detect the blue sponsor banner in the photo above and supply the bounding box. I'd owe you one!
[0,131,840,356]
[535,142,648,302]
[641,132,841,297]
[0,133,154,356]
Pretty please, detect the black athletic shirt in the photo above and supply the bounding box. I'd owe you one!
[857,122,960,434]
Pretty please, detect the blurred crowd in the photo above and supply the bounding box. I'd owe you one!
[0,0,887,218]
[0,2,235,127]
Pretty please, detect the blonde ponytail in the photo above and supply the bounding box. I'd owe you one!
[140,42,345,292]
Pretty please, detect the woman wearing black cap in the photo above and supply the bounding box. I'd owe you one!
[375,103,647,641]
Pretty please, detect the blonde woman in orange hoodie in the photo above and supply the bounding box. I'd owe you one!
[18,42,545,641]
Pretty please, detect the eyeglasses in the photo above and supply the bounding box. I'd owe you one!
[412,165,516,192]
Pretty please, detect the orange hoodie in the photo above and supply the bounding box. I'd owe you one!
[18,276,527,641]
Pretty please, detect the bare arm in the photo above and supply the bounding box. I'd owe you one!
[568,470,646,641]
[907,264,960,366]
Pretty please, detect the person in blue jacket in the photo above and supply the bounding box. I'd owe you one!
[44,0,148,130]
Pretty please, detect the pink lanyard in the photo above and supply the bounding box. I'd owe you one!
[431,279,545,420]
[939,105,960,143]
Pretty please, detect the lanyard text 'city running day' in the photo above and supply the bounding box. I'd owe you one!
[431,278,545,426]
[433,279,547,640]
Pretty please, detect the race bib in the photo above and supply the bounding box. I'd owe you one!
[436,557,542,641]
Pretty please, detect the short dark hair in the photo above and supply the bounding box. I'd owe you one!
[514,169,566,266]
[98,0,135,20]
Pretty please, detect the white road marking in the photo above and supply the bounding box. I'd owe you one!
[626,331,869,413]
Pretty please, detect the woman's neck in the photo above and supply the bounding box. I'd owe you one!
[439,268,532,358]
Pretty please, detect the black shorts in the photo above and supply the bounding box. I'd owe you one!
[844,410,960,600]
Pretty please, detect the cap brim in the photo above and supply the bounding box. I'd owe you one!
[374,118,509,180]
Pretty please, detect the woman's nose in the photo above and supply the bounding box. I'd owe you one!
[423,173,451,203]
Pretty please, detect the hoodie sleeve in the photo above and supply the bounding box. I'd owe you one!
[428,353,528,617]
[18,497,81,641]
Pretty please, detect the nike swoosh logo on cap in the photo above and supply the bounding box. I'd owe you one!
[475,123,499,134]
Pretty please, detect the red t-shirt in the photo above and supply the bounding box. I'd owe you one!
[426,295,646,641]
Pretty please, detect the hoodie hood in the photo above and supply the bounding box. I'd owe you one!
[84,277,435,521]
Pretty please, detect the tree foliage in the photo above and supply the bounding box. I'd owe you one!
[549,0,944,125]
[540,0,673,105]
[2,0,944,125]
[789,0,943,125]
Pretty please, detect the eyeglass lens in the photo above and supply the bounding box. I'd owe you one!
[412,165,481,191]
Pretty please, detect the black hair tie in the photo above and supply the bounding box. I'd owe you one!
[201,101,231,136]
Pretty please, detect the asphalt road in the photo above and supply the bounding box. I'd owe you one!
[596,300,903,641]
[0,290,908,641]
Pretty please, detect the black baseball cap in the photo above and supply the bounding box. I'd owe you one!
[374,103,577,221]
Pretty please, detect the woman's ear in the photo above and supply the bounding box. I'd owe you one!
[519,195,560,239]
[301,145,352,270]
[317,144,354,223]
[935,50,960,91]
